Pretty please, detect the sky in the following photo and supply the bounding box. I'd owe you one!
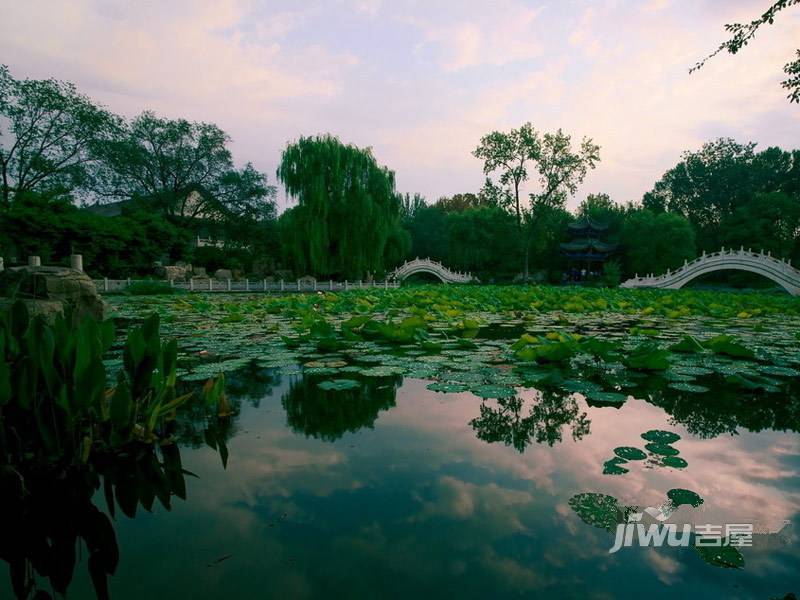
[2,0,799,211]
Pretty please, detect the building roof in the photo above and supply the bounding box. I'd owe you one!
[567,215,609,233]
[560,238,617,254]
[83,199,133,217]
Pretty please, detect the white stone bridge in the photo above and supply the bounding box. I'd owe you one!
[387,258,478,284]
[620,248,800,295]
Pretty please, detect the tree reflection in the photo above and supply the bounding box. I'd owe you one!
[0,443,194,599]
[173,364,279,453]
[282,375,401,441]
[644,381,800,439]
[470,389,591,452]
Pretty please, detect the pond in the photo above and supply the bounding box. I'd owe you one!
[6,287,800,598]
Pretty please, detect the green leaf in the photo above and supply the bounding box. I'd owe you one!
[614,446,647,460]
[624,343,670,371]
[666,488,704,508]
[669,335,705,353]
[641,430,681,444]
[693,542,744,569]
[110,378,132,430]
[702,335,755,359]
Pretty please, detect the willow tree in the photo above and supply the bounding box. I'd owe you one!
[277,135,405,279]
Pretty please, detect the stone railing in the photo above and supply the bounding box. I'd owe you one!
[387,258,477,283]
[93,278,400,294]
[620,247,800,295]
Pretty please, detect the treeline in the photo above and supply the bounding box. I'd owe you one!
[1,66,798,283]
[0,66,278,277]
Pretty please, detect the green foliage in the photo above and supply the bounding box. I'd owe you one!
[602,260,622,287]
[124,280,185,296]
[473,123,601,276]
[277,135,405,278]
[621,208,696,277]
[0,65,122,205]
[643,139,800,263]
[624,343,671,371]
[692,0,799,103]
[94,111,276,220]
[0,304,196,466]
[0,192,191,276]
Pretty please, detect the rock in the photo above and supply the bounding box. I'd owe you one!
[0,266,107,322]
[192,266,207,278]
[214,269,233,280]
[297,275,316,286]
[155,262,193,281]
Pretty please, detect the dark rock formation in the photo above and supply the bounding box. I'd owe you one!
[0,266,107,322]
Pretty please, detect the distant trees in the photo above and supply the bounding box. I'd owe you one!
[2,65,797,285]
[0,65,121,206]
[473,123,539,228]
[93,111,276,222]
[0,66,278,275]
[277,135,407,278]
[643,138,800,261]
[620,209,696,278]
[474,123,600,277]
[0,191,190,276]
[434,192,492,213]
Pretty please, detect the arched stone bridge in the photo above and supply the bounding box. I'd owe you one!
[387,258,478,284]
[620,248,800,295]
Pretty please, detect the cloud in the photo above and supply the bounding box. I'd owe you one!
[1,0,798,208]
[405,3,543,71]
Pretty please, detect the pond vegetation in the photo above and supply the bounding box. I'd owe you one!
[2,284,799,597]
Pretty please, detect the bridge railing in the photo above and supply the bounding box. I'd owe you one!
[388,257,476,282]
[93,278,400,294]
[621,247,799,292]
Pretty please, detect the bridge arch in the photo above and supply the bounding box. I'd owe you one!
[620,248,800,295]
[387,258,477,284]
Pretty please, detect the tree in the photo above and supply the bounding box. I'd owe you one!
[691,0,800,103]
[276,134,404,278]
[406,204,449,263]
[94,111,236,217]
[523,129,600,277]
[445,206,519,280]
[434,192,491,213]
[474,124,600,278]
[721,191,800,258]
[0,65,121,206]
[620,209,696,277]
[399,192,426,222]
[577,193,626,241]
[473,123,538,228]
[643,139,800,253]
[0,191,190,276]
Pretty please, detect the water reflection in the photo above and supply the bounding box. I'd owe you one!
[643,383,800,439]
[470,390,591,452]
[0,444,191,599]
[3,362,799,598]
[281,375,402,441]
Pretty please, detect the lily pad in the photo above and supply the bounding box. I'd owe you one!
[641,430,681,444]
[317,379,361,391]
[470,384,516,399]
[568,493,625,531]
[603,459,629,475]
[666,488,704,508]
[426,382,468,393]
[694,543,744,569]
[668,382,710,393]
[614,447,647,461]
[586,391,628,405]
[645,442,680,456]
[661,456,688,469]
